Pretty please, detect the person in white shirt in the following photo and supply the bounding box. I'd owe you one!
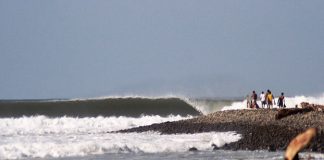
[260,91,266,108]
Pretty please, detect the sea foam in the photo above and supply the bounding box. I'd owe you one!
[0,132,241,159]
[0,115,192,136]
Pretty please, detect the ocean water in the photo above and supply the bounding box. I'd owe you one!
[0,95,324,159]
[39,151,324,160]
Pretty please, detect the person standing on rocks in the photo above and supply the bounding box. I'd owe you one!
[260,91,266,108]
[265,90,269,107]
[251,91,258,108]
[278,92,285,108]
[246,94,251,108]
[266,90,275,109]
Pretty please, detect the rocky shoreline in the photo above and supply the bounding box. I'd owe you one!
[119,106,324,152]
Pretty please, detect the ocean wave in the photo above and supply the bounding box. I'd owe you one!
[0,115,192,136]
[0,132,241,159]
[0,97,201,117]
[68,95,237,114]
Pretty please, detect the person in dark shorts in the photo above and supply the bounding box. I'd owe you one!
[260,91,266,108]
[278,92,285,108]
[251,91,258,108]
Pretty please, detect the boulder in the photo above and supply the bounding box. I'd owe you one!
[301,102,324,111]
[189,147,198,152]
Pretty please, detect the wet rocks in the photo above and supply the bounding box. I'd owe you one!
[268,145,276,152]
[211,144,219,150]
[275,108,313,120]
[188,147,198,152]
[301,102,324,112]
[119,105,324,153]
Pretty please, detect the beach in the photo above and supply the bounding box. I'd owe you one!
[120,108,324,152]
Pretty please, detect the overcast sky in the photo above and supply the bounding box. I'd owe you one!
[0,1,323,99]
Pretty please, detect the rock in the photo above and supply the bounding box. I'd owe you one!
[301,102,324,111]
[268,145,276,152]
[211,144,219,150]
[311,145,318,152]
[300,102,310,108]
[275,108,313,120]
[189,147,198,152]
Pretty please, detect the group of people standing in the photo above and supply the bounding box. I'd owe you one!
[247,90,285,109]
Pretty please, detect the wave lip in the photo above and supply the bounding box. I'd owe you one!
[0,97,201,117]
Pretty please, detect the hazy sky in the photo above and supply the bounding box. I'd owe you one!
[0,1,323,99]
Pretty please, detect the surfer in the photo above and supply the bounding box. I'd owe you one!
[260,91,266,108]
[278,92,285,108]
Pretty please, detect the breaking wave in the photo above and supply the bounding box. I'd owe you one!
[0,115,192,136]
[0,97,201,117]
[0,132,241,159]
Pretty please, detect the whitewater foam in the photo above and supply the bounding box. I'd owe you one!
[0,132,241,159]
[0,115,192,136]
[0,113,242,159]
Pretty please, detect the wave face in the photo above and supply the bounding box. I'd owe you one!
[188,98,237,114]
[222,94,324,110]
[0,97,201,117]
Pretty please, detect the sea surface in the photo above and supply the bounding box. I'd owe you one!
[0,95,324,159]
